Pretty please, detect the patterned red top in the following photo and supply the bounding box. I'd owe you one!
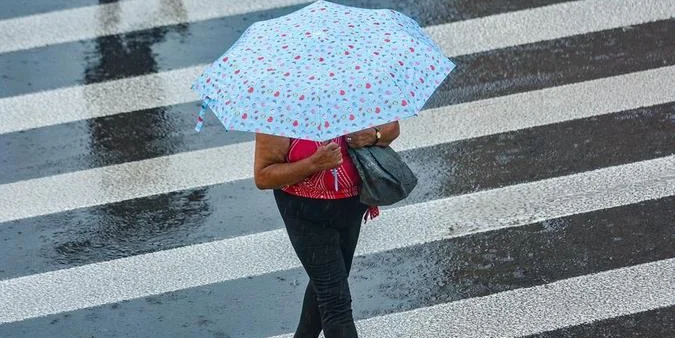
[281,136,379,223]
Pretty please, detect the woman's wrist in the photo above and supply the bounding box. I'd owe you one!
[305,155,322,175]
[372,122,399,147]
[370,127,380,146]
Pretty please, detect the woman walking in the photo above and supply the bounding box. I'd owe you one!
[254,122,399,338]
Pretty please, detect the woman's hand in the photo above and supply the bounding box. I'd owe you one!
[345,121,400,148]
[344,128,377,148]
[310,141,343,170]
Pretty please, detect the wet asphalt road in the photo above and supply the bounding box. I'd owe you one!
[1,0,674,337]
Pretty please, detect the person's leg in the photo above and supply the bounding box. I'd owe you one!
[334,196,369,274]
[285,215,355,337]
[273,190,360,338]
[321,196,368,338]
[273,190,323,337]
[294,281,322,338]
[293,197,368,337]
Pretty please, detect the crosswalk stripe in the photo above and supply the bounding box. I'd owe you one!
[0,0,310,54]
[2,0,673,135]
[0,66,672,224]
[270,259,675,338]
[426,0,675,57]
[2,0,672,55]
[1,154,672,324]
[0,66,201,135]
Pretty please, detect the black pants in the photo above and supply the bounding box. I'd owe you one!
[273,189,369,338]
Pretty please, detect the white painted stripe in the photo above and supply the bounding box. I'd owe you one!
[2,0,673,134]
[393,66,675,152]
[429,0,675,57]
[270,259,675,338]
[0,66,203,134]
[2,0,673,55]
[0,0,310,54]
[0,66,673,223]
[1,155,673,324]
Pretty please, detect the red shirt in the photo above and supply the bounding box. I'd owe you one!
[281,136,379,222]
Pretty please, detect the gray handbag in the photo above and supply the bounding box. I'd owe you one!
[347,145,418,206]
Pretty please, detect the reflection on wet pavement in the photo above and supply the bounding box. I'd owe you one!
[352,196,674,317]
[74,0,211,267]
[1,196,671,337]
[52,190,210,265]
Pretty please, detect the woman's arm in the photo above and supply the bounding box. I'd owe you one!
[253,133,343,190]
[345,121,400,148]
[372,121,400,147]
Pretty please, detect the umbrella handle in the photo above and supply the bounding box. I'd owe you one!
[194,100,210,132]
[332,168,338,191]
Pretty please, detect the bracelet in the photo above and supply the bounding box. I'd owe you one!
[370,127,380,146]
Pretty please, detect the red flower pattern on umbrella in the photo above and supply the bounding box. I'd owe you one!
[192,0,455,146]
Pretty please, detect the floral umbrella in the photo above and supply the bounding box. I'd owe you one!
[192,0,455,190]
